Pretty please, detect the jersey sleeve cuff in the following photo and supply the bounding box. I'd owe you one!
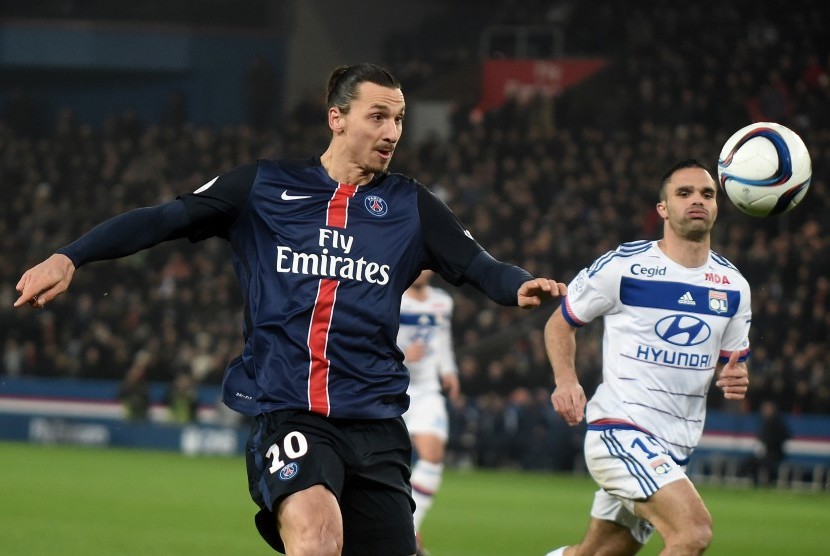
[560,297,588,328]
[718,347,751,364]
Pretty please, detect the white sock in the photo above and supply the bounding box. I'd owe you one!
[411,460,443,531]
[544,547,567,556]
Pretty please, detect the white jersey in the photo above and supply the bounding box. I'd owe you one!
[398,286,458,397]
[562,240,751,462]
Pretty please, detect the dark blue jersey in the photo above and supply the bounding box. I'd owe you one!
[178,157,488,419]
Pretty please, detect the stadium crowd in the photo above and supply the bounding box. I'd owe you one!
[2,0,829,470]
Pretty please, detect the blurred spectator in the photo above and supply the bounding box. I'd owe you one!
[164,371,199,424]
[118,350,152,421]
[746,400,791,486]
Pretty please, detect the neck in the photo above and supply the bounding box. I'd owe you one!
[320,146,374,186]
[657,235,710,268]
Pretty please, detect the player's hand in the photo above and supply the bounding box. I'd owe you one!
[551,379,586,426]
[404,341,426,363]
[716,350,749,400]
[14,254,76,309]
[517,278,567,309]
[441,373,461,402]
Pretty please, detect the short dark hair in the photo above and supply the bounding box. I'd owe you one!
[659,158,712,201]
[325,63,401,113]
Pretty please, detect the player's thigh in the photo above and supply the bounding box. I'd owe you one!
[584,427,687,545]
[584,427,686,502]
[246,411,348,552]
[633,478,712,540]
[277,484,343,550]
[587,488,653,547]
[574,516,644,556]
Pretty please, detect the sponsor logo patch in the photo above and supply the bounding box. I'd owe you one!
[655,314,711,346]
[677,291,696,306]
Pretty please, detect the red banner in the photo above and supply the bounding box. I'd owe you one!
[480,58,607,110]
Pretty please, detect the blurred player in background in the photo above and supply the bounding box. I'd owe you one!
[543,159,751,556]
[398,270,460,555]
[15,63,566,556]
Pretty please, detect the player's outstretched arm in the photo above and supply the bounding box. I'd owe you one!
[459,250,565,307]
[545,307,586,425]
[715,350,749,400]
[14,254,75,309]
[517,278,568,309]
[14,201,195,309]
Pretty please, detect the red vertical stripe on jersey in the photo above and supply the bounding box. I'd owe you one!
[307,278,338,415]
[326,183,357,227]
[307,183,356,415]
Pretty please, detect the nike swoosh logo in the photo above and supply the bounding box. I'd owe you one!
[281,190,312,201]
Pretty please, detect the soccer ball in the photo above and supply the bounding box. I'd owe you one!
[717,122,812,217]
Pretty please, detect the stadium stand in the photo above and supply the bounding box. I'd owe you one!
[1,0,829,479]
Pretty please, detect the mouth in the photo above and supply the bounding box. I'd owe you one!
[687,208,708,219]
[375,145,395,160]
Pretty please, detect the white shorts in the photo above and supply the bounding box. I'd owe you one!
[402,390,448,440]
[584,426,688,544]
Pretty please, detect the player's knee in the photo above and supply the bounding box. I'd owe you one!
[692,511,713,548]
[284,533,342,556]
[666,515,713,553]
[279,514,343,556]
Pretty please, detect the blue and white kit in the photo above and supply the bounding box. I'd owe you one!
[398,285,457,438]
[562,239,752,463]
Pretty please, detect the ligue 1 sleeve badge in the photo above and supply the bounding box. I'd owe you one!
[364,195,388,217]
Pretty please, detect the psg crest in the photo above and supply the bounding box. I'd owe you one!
[364,195,388,217]
[279,462,300,481]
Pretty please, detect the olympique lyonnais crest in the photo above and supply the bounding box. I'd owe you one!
[708,290,728,314]
[364,195,388,217]
[650,457,673,475]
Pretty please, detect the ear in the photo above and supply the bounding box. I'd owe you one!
[656,201,668,219]
[328,107,344,134]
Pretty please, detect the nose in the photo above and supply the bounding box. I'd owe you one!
[382,119,401,144]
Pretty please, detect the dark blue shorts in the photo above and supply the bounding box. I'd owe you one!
[246,410,416,555]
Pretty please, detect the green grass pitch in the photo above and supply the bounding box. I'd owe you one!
[2,441,828,555]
